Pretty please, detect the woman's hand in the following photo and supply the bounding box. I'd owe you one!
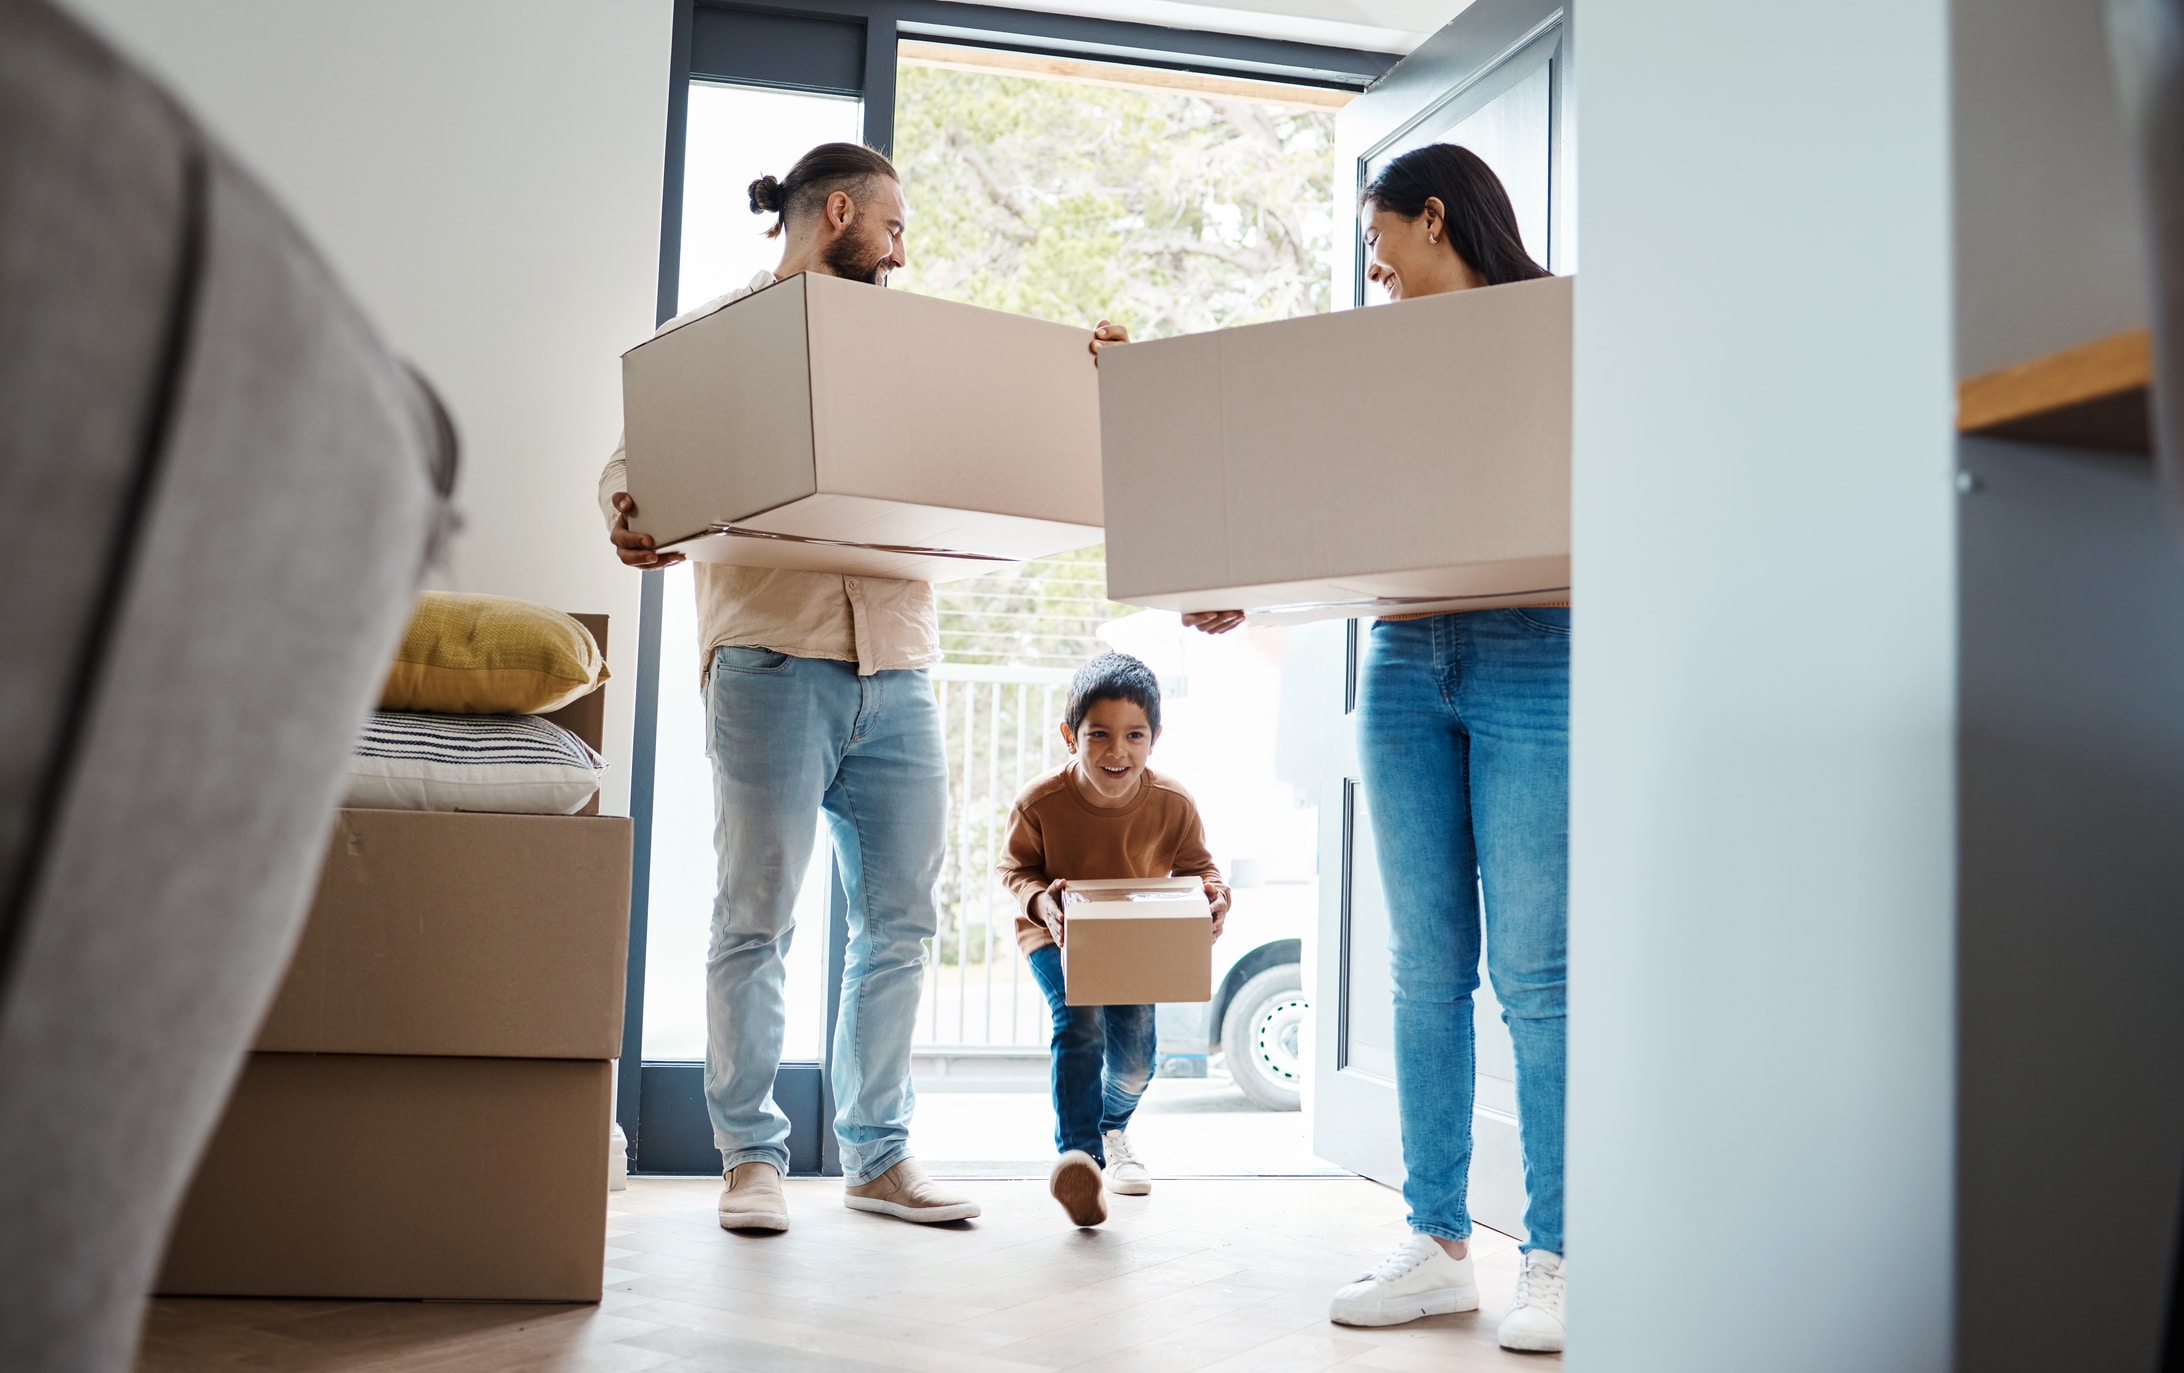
[1089,319,1131,364]
[1182,610,1246,635]
[1205,879,1231,941]
[1034,877,1070,947]
[610,492,685,569]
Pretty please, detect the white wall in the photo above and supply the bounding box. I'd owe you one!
[1567,4,1955,1370]
[63,0,673,816]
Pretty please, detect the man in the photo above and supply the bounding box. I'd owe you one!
[600,143,977,1231]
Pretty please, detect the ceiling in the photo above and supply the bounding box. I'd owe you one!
[956,0,1473,55]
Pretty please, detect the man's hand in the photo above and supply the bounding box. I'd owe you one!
[610,492,684,569]
[1089,319,1131,364]
[1034,877,1070,947]
[1206,879,1231,941]
[1182,610,1245,635]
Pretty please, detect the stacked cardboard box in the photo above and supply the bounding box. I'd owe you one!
[157,616,632,1302]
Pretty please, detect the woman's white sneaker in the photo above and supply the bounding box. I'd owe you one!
[1101,1129,1152,1195]
[1328,1233,1480,1327]
[1497,1249,1566,1352]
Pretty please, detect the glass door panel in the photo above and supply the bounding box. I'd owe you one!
[638,81,861,1063]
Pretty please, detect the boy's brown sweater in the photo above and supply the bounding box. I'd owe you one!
[997,761,1225,956]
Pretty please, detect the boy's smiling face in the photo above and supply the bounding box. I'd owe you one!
[1061,697,1160,807]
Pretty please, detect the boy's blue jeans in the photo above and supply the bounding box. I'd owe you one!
[1027,943,1155,1164]
[702,647,946,1186]
[1357,609,1569,1256]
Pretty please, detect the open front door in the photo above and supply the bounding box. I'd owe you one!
[1309,0,1571,1239]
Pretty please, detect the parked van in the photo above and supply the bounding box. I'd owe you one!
[1154,878,1310,1110]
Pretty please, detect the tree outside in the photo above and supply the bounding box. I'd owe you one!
[893,57,1338,674]
[893,59,1336,341]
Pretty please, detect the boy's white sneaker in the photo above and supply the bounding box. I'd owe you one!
[1050,1150,1108,1227]
[1328,1232,1480,1327]
[1497,1249,1566,1352]
[1101,1129,1152,1195]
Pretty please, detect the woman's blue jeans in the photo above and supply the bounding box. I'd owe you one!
[1357,609,1569,1255]
[1028,943,1155,1164]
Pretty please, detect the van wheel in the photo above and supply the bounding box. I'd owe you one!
[1222,965,1306,1112]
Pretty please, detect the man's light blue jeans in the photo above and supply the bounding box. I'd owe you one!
[702,646,946,1185]
[1357,609,1569,1256]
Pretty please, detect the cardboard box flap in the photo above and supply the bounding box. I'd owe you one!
[1065,876,1207,908]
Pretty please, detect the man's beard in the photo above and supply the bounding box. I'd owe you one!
[822,229,892,285]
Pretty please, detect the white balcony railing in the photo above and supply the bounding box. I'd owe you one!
[919,662,1076,1053]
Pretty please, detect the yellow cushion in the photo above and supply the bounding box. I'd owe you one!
[380,592,607,714]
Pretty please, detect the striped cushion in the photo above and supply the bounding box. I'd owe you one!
[344,710,604,814]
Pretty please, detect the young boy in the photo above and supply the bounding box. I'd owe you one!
[998,652,1230,1227]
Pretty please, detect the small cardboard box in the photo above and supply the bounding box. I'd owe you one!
[157,1054,611,1301]
[1061,877,1213,1006]
[1098,274,1571,621]
[252,807,632,1059]
[621,272,1104,581]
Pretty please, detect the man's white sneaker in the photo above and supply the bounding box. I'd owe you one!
[842,1158,981,1224]
[1497,1249,1566,1352]
[1328,1233,1480,1327]
[1102,1129,1152,1195]
[716,1160,789,1232]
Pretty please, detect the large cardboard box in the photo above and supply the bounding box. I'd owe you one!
[253,808,631,1059]
[1061,877,1213,1006]
[1099,275,1571,620]
[157,1055,611,1301]
[621,272,1104,581]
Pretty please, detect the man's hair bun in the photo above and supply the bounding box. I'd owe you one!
[748,174,784,214]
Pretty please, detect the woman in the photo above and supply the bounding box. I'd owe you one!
[1096,144,1568,1353]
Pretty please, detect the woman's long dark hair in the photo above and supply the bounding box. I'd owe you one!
[748,142,898,240]
[1363,144,1549,286]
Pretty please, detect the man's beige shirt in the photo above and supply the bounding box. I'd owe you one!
[598,270,940,677]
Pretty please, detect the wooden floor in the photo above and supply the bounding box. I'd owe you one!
[139,1176,1554,1371]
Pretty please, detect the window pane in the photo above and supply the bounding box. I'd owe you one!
[641,82,862,1062]
[677,82,862,313]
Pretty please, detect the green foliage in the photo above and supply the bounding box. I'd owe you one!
[892,63,1336,339]
[934,544,1129,668]
[894,62,1336,670]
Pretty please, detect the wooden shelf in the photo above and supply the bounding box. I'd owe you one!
[1958,329,2153,453]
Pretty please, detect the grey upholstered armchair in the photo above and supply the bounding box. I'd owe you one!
[0,2,457,1368]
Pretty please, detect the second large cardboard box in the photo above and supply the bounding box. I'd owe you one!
[1098,274,1571,620]
[157,1055,611,1301]
[253,807,631,1059]
[622,272,1104,581]
[1062,877,1213,1006]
